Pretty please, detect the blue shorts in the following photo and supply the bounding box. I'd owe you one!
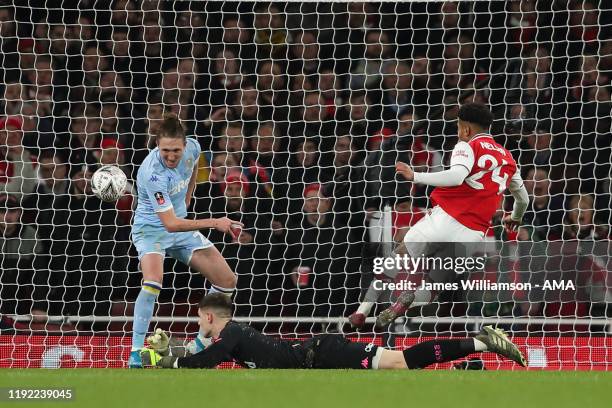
[132,225,213,266]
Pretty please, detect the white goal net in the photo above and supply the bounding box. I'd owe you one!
[0,1,610,369]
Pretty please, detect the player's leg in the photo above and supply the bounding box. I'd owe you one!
[311,335,480,369]
[349,243,406,327]
[379,325,526,369]
[372,215,439,327]
[379,338,478,369]
[187,247,237,353]
[170,231,237,295]
[350,214,434,328]
[169,231,237,354]
[306,334,483,370]
[129,253,164,368]
[189,246,237,295]
[376,207,485,327]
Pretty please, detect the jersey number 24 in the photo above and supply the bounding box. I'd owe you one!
[464,154,509,195]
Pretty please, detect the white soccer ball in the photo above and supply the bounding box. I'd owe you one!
[91,165,127,202]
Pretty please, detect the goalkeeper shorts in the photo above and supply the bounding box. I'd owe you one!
[311,334,379,369]
[132,226,213,266]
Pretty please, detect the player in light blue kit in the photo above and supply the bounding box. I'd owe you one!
[129,113,242,367]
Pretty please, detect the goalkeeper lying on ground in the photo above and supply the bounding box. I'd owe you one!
[141,293,526,369]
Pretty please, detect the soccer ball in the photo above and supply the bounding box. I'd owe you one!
[91,165,127,202]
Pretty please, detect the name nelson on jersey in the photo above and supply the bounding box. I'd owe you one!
[478,141,507,156]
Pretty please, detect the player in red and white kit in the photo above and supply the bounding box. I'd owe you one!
[349,103,529,329]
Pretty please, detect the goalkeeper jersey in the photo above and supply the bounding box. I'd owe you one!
[177,321,310,369]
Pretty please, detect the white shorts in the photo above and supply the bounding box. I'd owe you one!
[403,206,484,245]
[401,206,485,279]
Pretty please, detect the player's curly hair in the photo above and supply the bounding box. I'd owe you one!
[157,112,186,141]
[198,293,233,318]
[458,103,493,129]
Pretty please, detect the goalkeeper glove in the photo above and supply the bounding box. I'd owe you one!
[147,328,170,356]
[140,348,178,368]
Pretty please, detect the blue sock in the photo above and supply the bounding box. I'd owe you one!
[131,280,161,351]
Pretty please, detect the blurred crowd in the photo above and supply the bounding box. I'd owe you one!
[0,1,610,326]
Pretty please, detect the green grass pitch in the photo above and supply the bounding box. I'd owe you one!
[0,369,609,408]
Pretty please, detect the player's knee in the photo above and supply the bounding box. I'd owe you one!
[228,273,238,289]
[380,359,406,369]
[140,254,164,283]
[217,273,237,290]
[377,349,408,369]
[393,356,408,369]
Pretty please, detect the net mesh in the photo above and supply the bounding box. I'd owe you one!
[0,1,610,369]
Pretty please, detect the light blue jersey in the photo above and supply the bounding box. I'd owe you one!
[132,137,212,264]
[134,137,200,229]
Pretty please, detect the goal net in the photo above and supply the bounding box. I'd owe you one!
[0,1,610,370]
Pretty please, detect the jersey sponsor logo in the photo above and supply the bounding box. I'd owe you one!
[453,150,469,158]
[154,192,165,205]
[168,178,190,195]
[149,175,159,182]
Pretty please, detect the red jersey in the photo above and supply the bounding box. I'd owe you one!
[431,134,517,233]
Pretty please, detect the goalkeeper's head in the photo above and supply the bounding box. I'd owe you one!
[457,103,493,142]
[197,293,233,337]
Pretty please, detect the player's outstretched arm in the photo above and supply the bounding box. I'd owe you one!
[157,208,243,239]
[147,329,194,357]
[396,161,470,187]
[397,140,474,187]
[142,335,235,369]
[140,349,177,368]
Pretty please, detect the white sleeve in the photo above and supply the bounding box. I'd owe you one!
[508,170,529,221]
[413,165,470,187]
[411,141,473,187]
[449,141,475,171]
